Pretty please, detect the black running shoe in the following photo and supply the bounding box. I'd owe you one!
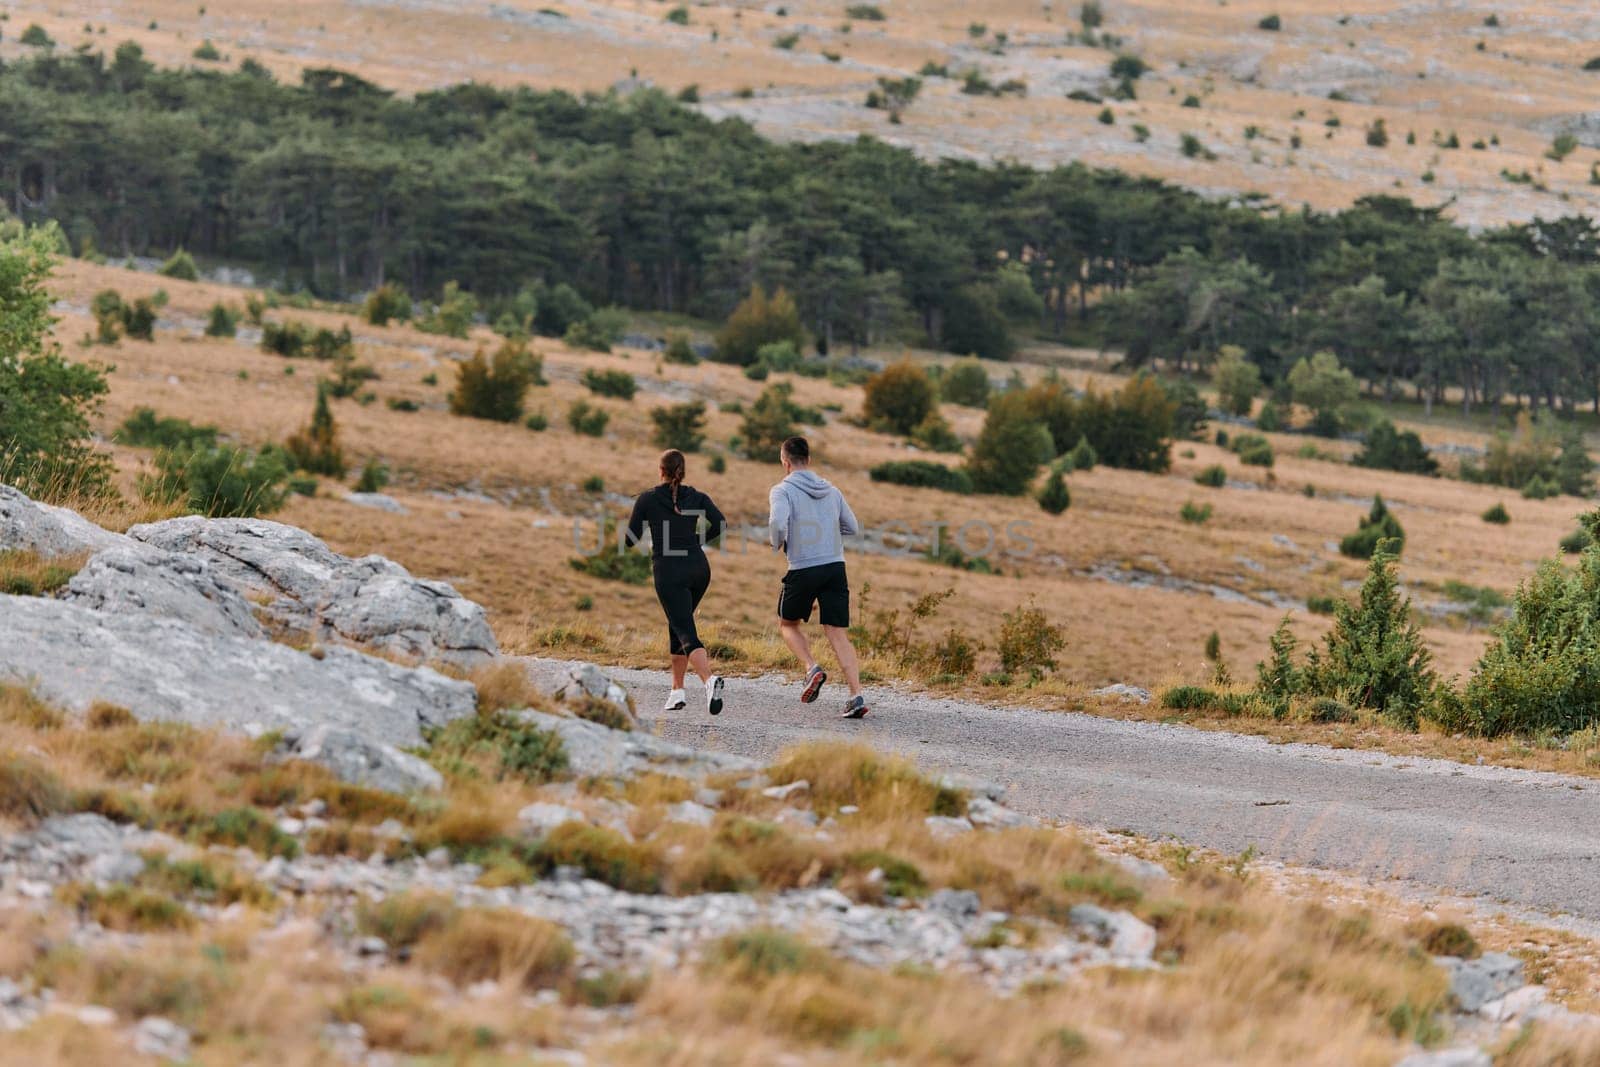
[707,675,725,716]
[841,695,869,719]
[801,665,828,704]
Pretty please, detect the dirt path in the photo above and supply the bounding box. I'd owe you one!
[527,658,1600,921]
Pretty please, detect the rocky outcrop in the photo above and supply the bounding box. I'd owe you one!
[0,594,476,751]
[544,661,637,728]
[529,711,759,782]
[278,724,445,794]
[60,545,264,639]
[0,484,129,557]
[127,516,497,666]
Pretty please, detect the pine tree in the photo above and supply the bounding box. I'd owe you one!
[1065,435,1097,472]
[1339,494,1405,559]
[1254,616,1302,717]
[1556,429,1595,497]
[284,383,346,476]
[1306,540,1434,726]
[1037,470,1071,515]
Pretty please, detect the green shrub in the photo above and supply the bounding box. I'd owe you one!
[708,454,727,474]
[940,357,990,407]
[743,362,769,382]
[665,5,689,24]
[997,600,1066,677]
[1339,495,1404,559]
[1062,435,1097,473]
[20,24,54,47]
[1194,464,1227,487]
[1258,13,1281,30]
[450,339,539,422]
[569,517,650,586]
[967,392,1054,495]
[1230,433,1274,467]
[204,302,239,338]
[1481,502,1510,525]
[566,308,627,353]
[538,822,661,893]
[863,359,937,435]
[663,332,700,365]
[524,411,548,432]
[581,368,637,400]
[846,4,885,19]
[192,40,222,61]
[715,286,804,365]
[1355,421,1438,475]
[158,248,199,281]
[651,401,707,453]
[353,459,389,494]
[416,281,478,338]
[1037,470,1071,515]
[869,460,973,494]
[142,443,290,518]
[426,710,568,784]
[1306,595,1339,615]
[362,283,412,326]
[116,408,217,451]
[940,284,1013,361]
[568,400,609,437]
[1162,685,1220,711]
[740,382,805,462]
[1256,399,1286,432]
[1254,617,1303,717]
[910,411,962,453]
[260,320,309,357]
[284,385,346,477]
[1305,541,1433,727]
[1211,346,1259,416]
[1562,527,1593,554]
[1179,501,1212,524]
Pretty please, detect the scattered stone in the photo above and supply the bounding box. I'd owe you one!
[529,710,759,782]
[775,808,820,830]
[425,847,452,870]
[1396,1050,1490,1067]
[128,516,497,665]
[762,780,810,801]
[356,937,389,957]
[666,801,716,828]
[938,772,1006,802]
[76,1004,117,1027]
[1105,854,1170,884]
[133,1016,192,1061]
[693,788,724,809]
[280,724,446,793]
[1091,684,1152,704]
[1067,904,1158,962]
[343,492,409,515]
[1438,952,1524,1014]
[924,815,974,837]
[61,546,264,639]
[519,802,586,837]
[0,596,476,753]
[926,889,982,922]
[967,797,1039,829]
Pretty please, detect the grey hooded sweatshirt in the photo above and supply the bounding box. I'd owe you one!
[768,469,860,570]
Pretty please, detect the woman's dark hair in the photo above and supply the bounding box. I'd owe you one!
[660,449,686,511]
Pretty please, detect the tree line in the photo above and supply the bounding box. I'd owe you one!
[5,44,1600,410]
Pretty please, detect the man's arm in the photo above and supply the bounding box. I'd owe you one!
[767,484,790,551]
[837,490,860,537]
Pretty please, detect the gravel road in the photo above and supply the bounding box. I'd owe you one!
[534,659,1600,921]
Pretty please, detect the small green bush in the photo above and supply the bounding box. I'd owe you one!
[116,408,217,451]
[664,5,689,24]
[142,444,290,519]
[1037,471,1071,515]
[353,460,389,494]
[650,401,707,453]
[1562,527,1593,554]
[1179,501,1212,525]
[581,368,637,400]
[863,359,937,436]
[663,332,700,365]
[204,303,239,338]
[939,357,991,407]
[568,400,610,438]
[1194,464,1227,488]
[450,340,539,422]
[1481,502,1510,525]
[20,24,54,47]
[362,283,412,326]
[869,461,973,493]
[997,600,1066,678]
[1258,14,1281,30]
[192,40,222,61]
[416,281,478,339]
[1339,495,1404,559]
[284,385,345,477]
[1063,435,1097,473]
[569,518,649,586]
[1161,685,1221,711]
[1355,421,1438,476]
[158,249,199,281]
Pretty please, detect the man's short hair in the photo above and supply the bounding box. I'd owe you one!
[781,436,810,464]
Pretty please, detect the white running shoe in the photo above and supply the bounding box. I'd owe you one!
[663,689,687,712]
[707,676,725,716]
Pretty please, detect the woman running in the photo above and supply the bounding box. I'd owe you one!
[625,449,728,715]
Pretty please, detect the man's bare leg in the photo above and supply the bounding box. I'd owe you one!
[779,618,815,672]
[822,625,863,697]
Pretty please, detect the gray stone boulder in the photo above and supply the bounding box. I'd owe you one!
[1068,903,1158,962]
[0,484,129,557]
[278,724,444,793]
[1438,952,1524,1014]
[128,516,497,665]
[61,546,264,638]
[0,595,476,756]
[523,710,758,782]
[545,662,637,727]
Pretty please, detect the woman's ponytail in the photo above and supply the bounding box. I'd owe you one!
[659,449,687,513]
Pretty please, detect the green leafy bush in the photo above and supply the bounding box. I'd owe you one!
[1212,345,1260,416]
[158,248,199,281]
[1161,686,1221,711]
[116,408,217,451]
[450,339,539,422]
[569,518,650,586]
[362,283,412,326]
[1339,495,1405,559]
[204,302,239,338]
[863,359,937,435]
[940,284,1013,361]
[568,400,609,437]
[715,286,804,365]
[1194,464,1227,487]
[1481,502,1510,525]
[663,332,700,365]
[869,460,974,494]
[283,385,346,477]
[581,368,637,400]
[997,600,1067,678]
[1254,617,1303,717]
[650,400,707,453]
[1355,421,1438,475]
[1562,527,1593,554]
[1037,471,1071,515]
[416,281,478,338]
[1258,13,1281,30]
[1230,433,1275,467]
[142,443,290,518]
[939,357,990,407]
[740,382,806,462]
[1180,501,1212,524]
[353,459,389,494]
[966,392,1054,495]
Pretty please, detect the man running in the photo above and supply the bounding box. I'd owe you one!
[767,436,869,718]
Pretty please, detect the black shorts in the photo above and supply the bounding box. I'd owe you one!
[778,562,850,628]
